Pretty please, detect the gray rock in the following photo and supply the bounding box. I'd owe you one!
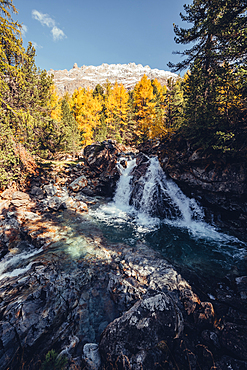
[0,321,19,370]
[30,186,44,198]
[47,196,64,211]
[69,175,88,192]
[99,292,183,369]
[83,343,101,370]
[235,276,247,300]
[43,184,58,197]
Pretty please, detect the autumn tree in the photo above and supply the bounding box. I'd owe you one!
[105,82,129,142]
[133,74,156,142]
[71,87,102,145]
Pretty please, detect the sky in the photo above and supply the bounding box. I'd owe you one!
[13,0,192,73]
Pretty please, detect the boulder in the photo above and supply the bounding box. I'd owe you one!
[69,175,88,192]
[0,188,15,200]
[221,323,247,361]
[11,191,30,207]
[83,343,101,370]
[47,196,64,211]
[99,293,182,369]
[30,186,44,199]
[83,141,121,196]
[43,184,58,197]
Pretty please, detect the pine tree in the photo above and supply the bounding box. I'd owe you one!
[60,97,81,157]
[169,0,247,152]
[0,1,54,186]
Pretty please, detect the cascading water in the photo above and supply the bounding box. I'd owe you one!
[91,154,246,279]
[129,156,204,223]
[0,154,246,283]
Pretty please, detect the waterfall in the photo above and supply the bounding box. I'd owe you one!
[128,156,204,223]
[113,158,137,211]
[108,155,241,242]
[91,153,246,251]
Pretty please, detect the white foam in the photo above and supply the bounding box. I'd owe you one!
[90,155,246,260]
[0,246,43,281]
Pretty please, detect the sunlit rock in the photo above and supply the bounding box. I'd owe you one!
[68,175,88,192]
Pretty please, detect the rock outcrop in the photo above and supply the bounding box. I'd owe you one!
[140,139,247,240]
[0,141,247,369]
[48,62,178,96]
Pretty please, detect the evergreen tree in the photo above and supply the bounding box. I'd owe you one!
[60,97,81,157]
[0,0,54,186]
[169,0,247,152]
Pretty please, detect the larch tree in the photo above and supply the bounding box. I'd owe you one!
[133,74,156,142]
[105,82,129,142]
[71,87,102,146]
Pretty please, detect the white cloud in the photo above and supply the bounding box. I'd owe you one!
[32,9,66,42]
[32,10,55,28]
[51,26,66,41]
[21,24,28,37]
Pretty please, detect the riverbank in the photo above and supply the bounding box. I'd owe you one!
[0,141,247,370]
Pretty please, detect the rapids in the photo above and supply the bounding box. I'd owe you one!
[0,155,246,287]
[90,156,247,281]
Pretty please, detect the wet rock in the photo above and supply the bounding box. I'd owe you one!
[215,355,247,369]
[201,330,221,349]
[69,175,88,192]
[0,321,19,370]
[99,292,182,369]
[120,159,127,168]
[235,276,247,300]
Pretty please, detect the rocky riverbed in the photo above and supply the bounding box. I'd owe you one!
[0,141,247,370]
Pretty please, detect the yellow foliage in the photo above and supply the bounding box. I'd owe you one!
[133,74,157,140]
[105,82,129,139]
[72,87,102,145]
[48,85,62,121]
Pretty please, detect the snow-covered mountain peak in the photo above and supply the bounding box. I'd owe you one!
[49,62,178,96]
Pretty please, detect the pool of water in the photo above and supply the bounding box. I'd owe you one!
[89,198,247,281]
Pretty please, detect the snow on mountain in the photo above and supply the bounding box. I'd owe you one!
[49,62,178,96]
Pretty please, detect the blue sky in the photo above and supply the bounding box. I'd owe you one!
[13,0,191,72]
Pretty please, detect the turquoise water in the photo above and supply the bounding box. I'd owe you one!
[0,155,246,287]
[89,200,247,281]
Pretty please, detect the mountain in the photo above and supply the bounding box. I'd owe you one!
[48,62,178,96]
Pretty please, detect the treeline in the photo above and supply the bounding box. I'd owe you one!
[0,0,55,187]
[50,75,184,147]
[169,0,247,155]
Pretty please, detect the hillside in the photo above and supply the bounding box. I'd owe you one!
[48,62,178,95]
